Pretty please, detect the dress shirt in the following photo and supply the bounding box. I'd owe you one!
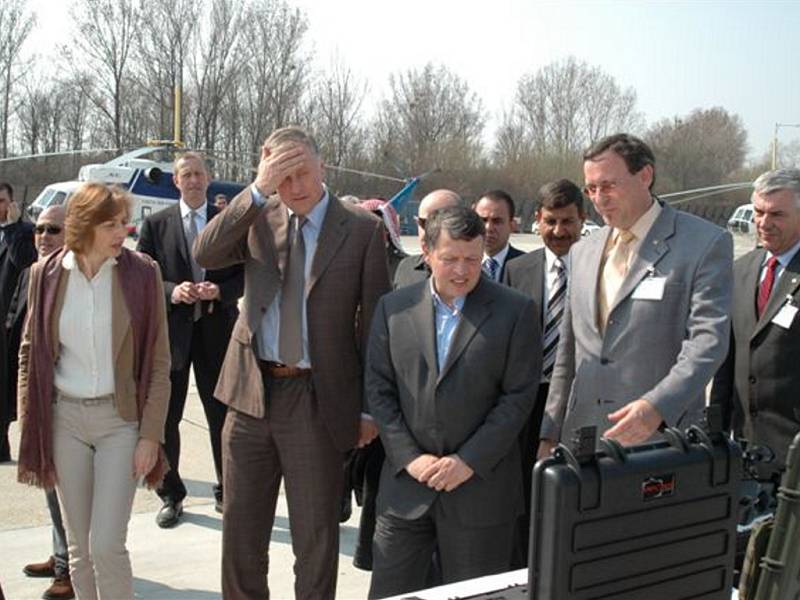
[179,198,207,279]
[483,244,510,282]
[760,237,800,285]
[606,199,662,266]
[543,246,570,319]
[252,185,330,367]
[54,251,116,398]
[430,278,466,371]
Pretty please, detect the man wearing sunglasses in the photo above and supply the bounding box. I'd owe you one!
[5,206,74,600]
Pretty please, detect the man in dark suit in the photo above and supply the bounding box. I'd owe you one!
[367,206,540,598]
[137,152,244,527]
[712,168,800,479]
[393,189,461,288]
[503,178,586,567]
[472,189,523,282]
[194,126,390,599]
[0,182,36,461]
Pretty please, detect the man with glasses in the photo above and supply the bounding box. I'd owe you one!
[538,134,733,457]
[6,206,74,599]
[393,189,461,288]
[0,182,36,462]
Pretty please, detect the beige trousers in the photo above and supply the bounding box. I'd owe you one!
[52,393,139,600]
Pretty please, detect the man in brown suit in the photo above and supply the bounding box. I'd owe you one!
[194,126,390,599]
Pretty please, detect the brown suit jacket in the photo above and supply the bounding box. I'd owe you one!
[18,257,171,443]
[194,189,391,452]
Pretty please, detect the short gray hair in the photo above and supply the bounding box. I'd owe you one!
[753,168,800,206]
[423,206,485,250]
[264,126,320,157]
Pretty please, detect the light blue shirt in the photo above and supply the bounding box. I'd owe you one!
[251,185,330,367]
[430,279,466,371]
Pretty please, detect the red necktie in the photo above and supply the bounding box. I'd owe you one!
[757,256,779,317]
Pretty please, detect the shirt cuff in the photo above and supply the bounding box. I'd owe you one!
[250,184,267,207]
[360,413,373,421]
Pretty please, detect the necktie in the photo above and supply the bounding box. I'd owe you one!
[483,256,499,281]
[542,258,566,381]
[757,256,779,318]
[279,214,306,366]
[599,229,636,332]
[185,210,204,321]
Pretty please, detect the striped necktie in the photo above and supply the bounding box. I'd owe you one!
[542,258,566,381]
[483,256,499,281]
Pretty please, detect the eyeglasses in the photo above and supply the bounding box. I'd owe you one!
[35,225,62,235]
[415,216,427,228]
[583,181,618,197]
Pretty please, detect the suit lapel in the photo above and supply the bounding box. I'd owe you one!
[265,198,289,275]
[585,228,611,333]
[739,249,763,338]
[754,249,800,337]
[111,269,131,363]
[309,196,348,292]
[437,280,492,384]
[530,250,545,323]
[409,283,438,380]
[170,205,191,270]
[610,204,673,315]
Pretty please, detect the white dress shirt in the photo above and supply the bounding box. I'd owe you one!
[54,251,116,398]
[179,198,207,279]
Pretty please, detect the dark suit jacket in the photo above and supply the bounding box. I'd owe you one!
[2,267,29,422]
[393,253,429,289]
[496,244,524,283]
[193,190,391,452]
[0,222,36,424]
[367,278,541,527]
[503,248,545,320]
[712,248,800,475]
[137,203,243,372]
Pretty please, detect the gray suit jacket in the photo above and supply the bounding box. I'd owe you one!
[393,253,429,289]
[503,248,545,324]
[542,202,733,443]
[367,278,540,527]
[711,248,800,474]
[193,189,391,452]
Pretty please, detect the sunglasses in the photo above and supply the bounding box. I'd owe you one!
[35,225,62,235]
[414,216,427,228]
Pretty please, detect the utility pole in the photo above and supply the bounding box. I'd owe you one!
[772,123,800,169]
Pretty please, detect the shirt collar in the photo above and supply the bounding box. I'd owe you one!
[61,250,117,272]
[288,189,329,231]
[179,198,207,219]
[544,246,568,274]
[622,197,661,243]
[485,243,510,266]
[430,277,466,313]
[766,236,800,268]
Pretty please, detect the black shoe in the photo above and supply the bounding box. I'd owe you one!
[214,498,223,514]
[156,500,183,528]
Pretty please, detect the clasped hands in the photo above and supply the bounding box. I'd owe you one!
[171,281,219,304]
[406,453,474,492]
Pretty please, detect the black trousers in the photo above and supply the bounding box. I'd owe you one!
[158,321,227,503]
[512,381,550,568]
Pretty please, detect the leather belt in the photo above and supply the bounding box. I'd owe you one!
[55,392,114,406]
[258,360,312,379]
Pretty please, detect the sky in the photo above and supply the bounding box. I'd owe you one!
[26,0,800,161]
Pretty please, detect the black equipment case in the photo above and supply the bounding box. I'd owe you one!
[527,425,742,600]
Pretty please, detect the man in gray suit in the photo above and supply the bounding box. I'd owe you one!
[392,189,461,288]
[503,178,585,566]
[367,206,540,598]
[539,134,733,456]
[712,169,800,479]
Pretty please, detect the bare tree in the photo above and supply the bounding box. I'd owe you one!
[64,0,141,149]
[0,0,35,157]
[647,107,748,192]
[373,63,485,177]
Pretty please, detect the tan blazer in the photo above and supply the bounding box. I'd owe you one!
[18,261,171,443]
[194,189,391,452]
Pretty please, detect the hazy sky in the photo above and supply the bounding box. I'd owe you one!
[29,0,800,160]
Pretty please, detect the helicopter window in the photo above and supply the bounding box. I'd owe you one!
[51,192,67,206]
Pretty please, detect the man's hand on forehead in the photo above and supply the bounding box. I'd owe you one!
[255,142,308,196]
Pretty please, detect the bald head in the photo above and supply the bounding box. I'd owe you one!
[416,189,462,243]
[35,205,66,258]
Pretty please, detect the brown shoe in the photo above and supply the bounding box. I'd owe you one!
[42,576,75,600]
[23,557,55,578]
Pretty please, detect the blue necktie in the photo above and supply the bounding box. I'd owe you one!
[483,257,498,281]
